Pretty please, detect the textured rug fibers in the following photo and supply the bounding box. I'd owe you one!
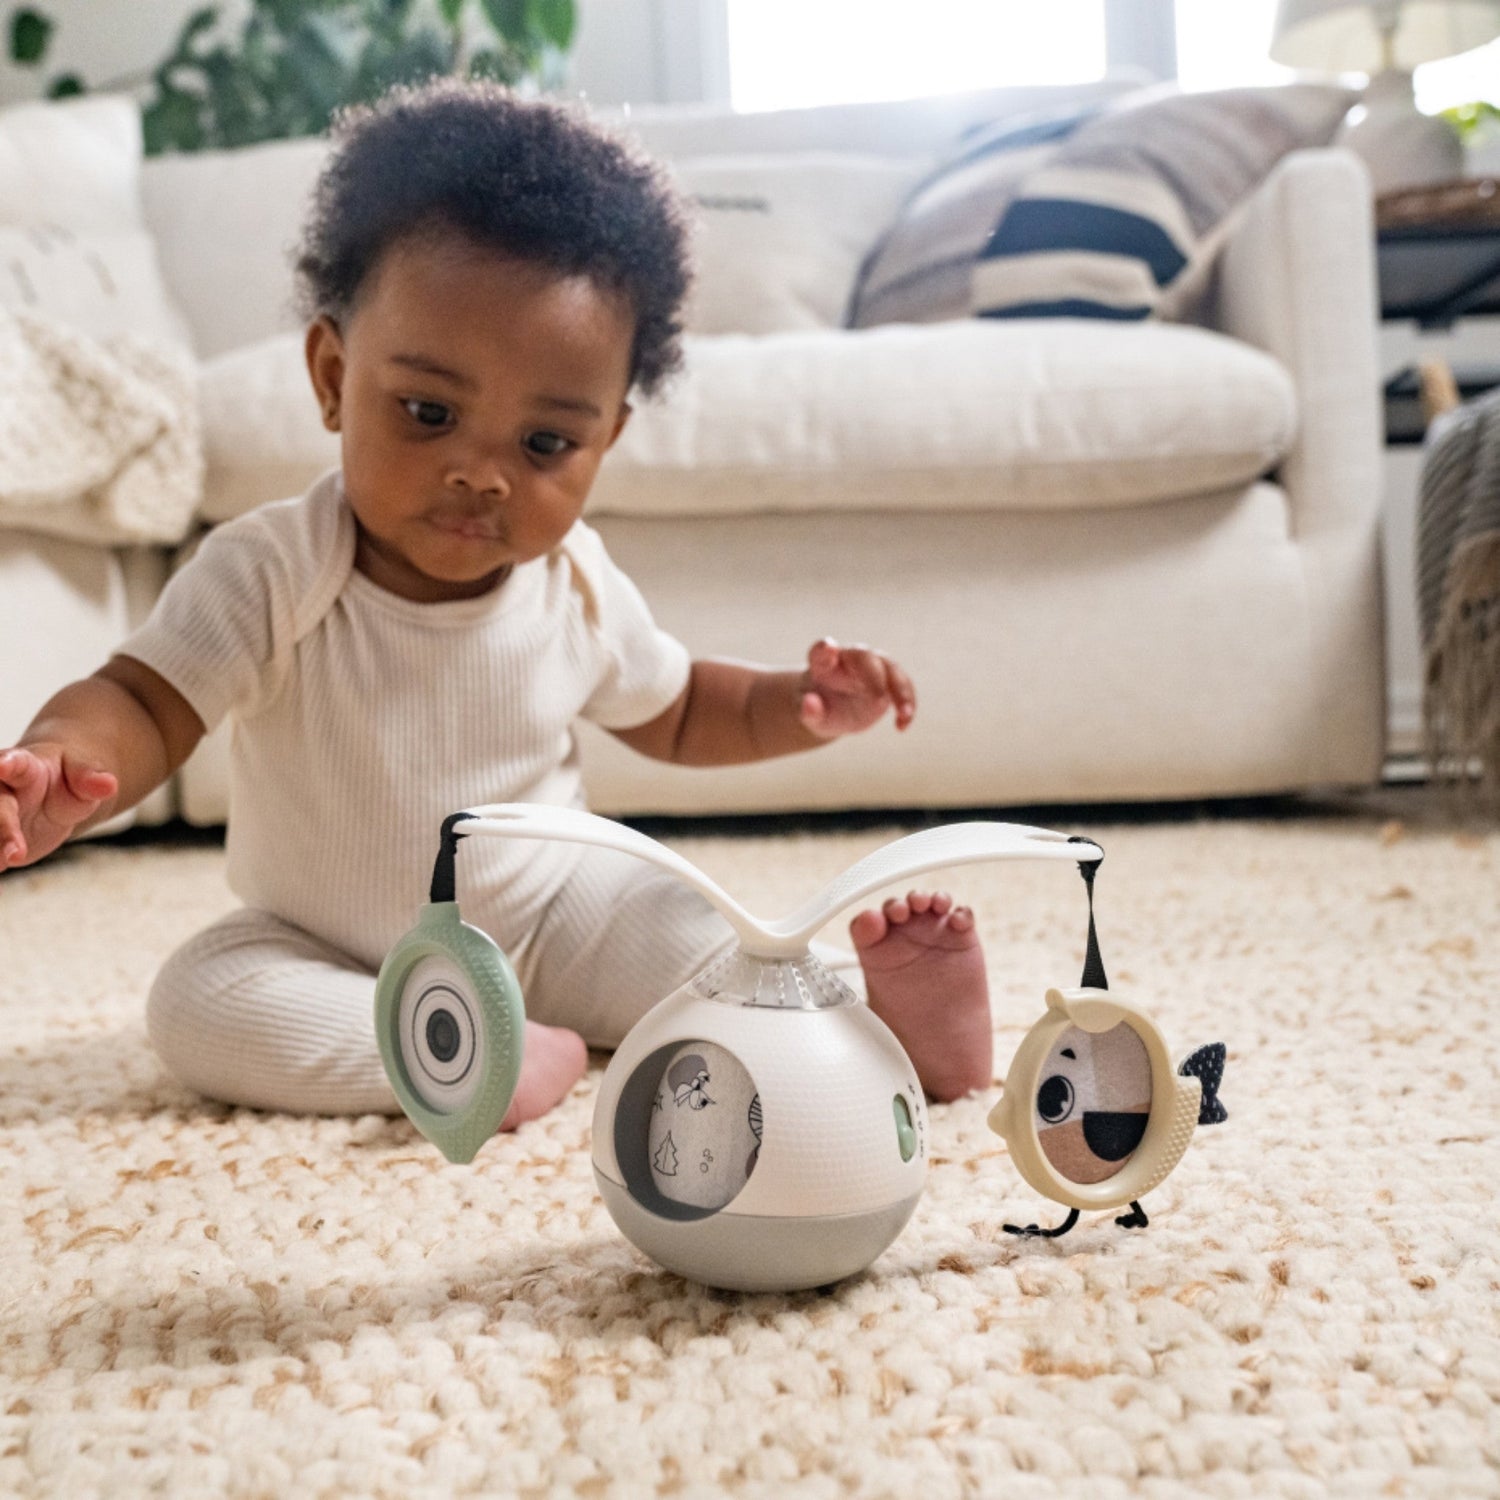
[1,799,1497,1499]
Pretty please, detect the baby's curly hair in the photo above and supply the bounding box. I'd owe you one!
[295,77,692,396]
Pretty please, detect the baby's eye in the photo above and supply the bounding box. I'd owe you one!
[403,398,453,428]
[524,431,573,458]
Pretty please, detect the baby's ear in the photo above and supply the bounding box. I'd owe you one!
[305,316,346,432]
[606,401,633,449]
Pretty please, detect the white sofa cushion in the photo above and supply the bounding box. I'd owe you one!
[671,153,923,334]
[140,135,328,361]
[602,320,1297,517]
[198,331,333,523]
[198,316,1295,523]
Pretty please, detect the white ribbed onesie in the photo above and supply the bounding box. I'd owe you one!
[122,470,738,1115]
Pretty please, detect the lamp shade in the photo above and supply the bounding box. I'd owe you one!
[1271,0,1500,70]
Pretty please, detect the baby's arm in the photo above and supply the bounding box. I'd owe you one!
[0,656,204,869]
[612,638,916,766]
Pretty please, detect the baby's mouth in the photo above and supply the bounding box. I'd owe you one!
[426,509,507,542]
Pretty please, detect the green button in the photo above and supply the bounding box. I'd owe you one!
[892,1094,916,1161]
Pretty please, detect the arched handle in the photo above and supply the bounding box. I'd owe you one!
[461,803,773,951]
[457,805,1102,960]
[770,822,1102,952]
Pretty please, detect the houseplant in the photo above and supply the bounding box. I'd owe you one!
[6,0,576,154]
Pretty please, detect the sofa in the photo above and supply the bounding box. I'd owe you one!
[0,79,1385,828]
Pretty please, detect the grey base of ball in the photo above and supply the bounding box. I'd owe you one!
[596,1171,923,1293]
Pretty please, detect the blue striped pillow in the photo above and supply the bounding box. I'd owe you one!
[970,85,1354,322]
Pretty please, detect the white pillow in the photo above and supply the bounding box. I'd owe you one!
[0,224,195,350]
[198,331,337,523]
[0,94,145,232]
[0,94,194,353]
[670,154,924,335]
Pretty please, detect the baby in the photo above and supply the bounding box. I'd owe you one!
[0,79,992,1129]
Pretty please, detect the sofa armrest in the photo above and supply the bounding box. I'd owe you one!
[1214,148,1382,543]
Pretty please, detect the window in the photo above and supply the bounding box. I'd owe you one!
[724,0,1499,116]
[1174,0,1289,91]
[726,0,1107,114]
[1414,39,1500,113]
[1175,0,1499,111]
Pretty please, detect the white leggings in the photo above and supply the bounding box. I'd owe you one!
[146,847,739,1116]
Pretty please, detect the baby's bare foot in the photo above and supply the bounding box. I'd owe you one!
[850,891,991,1101]
[499,1020,589,1131]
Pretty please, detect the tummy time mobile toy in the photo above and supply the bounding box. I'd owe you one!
[374,807,1220,1292]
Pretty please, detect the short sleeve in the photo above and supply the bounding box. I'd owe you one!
[564,523,691,730]
[116,477,351,730]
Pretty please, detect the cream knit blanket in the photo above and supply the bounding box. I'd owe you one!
[0,306,202,546]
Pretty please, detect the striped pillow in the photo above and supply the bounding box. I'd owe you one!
[850,85,1355,329]
[845,105,1096,329]
[972,164,1198,320]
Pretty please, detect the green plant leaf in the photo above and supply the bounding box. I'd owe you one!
[1441,101,1500,141]
[130,0,574,155]
[164,5,221,66]
[351,27,449,104]
[9,8,52,65]
[478,0,528,44]
[532,0,573,51]
[46,72,84,97]
[466,45,521,84]
[142,87,205,155]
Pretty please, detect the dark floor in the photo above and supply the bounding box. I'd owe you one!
[85,776,1495,860]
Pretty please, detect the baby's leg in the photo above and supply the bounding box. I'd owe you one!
[850,892,992,1101]
[500,848,743,1207]
[146,908,584,1128]
[496,846,735,1049]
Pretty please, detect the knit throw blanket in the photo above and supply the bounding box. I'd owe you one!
[0,307,202,547]
[1418,386,1500,798]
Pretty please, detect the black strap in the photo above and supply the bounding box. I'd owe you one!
[429,811,477,903]
[1068,836,1107,990]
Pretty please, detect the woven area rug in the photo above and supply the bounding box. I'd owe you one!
[2,798,1497,1498]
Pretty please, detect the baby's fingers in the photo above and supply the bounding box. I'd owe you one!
[0,747,44,795]
[60,756,118,806]
[808,639,878,692]
[0,790,25,866]
[799,690,833,737]
[837,646,916,727]
[884,657,917,730]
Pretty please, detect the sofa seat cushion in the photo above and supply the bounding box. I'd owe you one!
[593,318,1296,518]
[197,317,1295,524]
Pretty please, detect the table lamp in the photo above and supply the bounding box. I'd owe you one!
[1271,0,1500,190]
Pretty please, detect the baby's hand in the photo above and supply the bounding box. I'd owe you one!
[0,746,118,870]
[799,638,916,739]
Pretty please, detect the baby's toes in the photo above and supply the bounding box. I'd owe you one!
[906,891,932,915]
[882,896,912,926]
[945,904,975,935]
[849,907,889,949]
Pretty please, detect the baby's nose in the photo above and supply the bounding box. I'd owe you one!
[445,456,511,498]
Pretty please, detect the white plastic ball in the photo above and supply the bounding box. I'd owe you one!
[592,958,927,1293]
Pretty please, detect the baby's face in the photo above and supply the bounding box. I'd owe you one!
[306,234,636,602]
